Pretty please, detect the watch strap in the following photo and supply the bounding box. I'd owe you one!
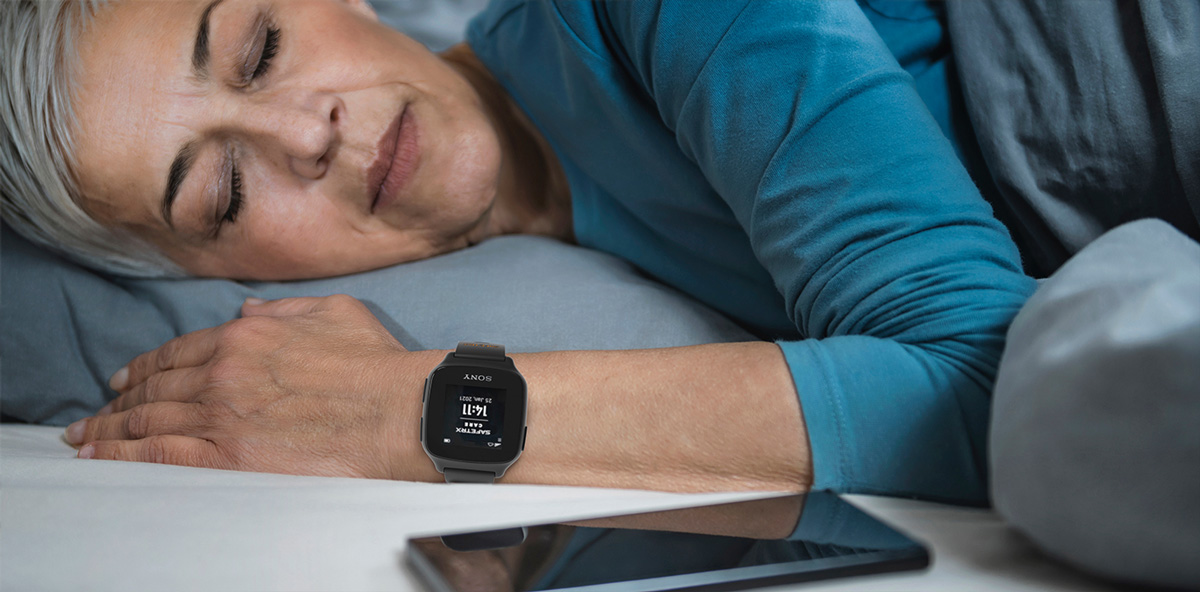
[440,342,509,484]
[454,341,506,361]
[443,467,497,484]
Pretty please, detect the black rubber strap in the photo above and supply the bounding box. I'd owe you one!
[454,342,506,361]
[444,338,508,482]
[444,342,505,485]
[443,467,497,484]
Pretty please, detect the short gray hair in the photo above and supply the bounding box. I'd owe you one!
[1,0,185,277]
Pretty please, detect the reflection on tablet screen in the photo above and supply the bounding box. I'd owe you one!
[405,491,929,592]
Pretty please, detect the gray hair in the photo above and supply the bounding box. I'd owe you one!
[1,0,185,277]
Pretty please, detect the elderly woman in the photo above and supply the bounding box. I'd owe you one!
[2,0,1036,501]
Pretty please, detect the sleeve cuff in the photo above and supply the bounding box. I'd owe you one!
[776,339,851,493]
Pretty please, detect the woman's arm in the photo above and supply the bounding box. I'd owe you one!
[543,0,1037,501]
[69,295,810,493]
[506,343,809,492]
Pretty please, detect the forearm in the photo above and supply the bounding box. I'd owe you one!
[76,297,813,493]
[501,342,811,493]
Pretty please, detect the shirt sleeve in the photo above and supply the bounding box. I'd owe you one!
[588,0,1036,503]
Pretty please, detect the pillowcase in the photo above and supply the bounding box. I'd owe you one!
[1,225,753,426]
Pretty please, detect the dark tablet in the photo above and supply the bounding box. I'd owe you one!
[405,491,930,591]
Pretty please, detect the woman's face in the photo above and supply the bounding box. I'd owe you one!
[72,0,504,279]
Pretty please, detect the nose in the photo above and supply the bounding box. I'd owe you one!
[235,90,342,179]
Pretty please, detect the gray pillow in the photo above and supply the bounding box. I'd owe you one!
[368,0,490,51]
[990,219,1200,589]
[0,225,752,426]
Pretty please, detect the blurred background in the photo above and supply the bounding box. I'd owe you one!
[369,0,489,51]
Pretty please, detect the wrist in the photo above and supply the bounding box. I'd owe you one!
[418,343,530,483]
[381,348,449,482]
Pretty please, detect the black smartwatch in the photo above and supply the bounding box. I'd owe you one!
[421,342,528,483]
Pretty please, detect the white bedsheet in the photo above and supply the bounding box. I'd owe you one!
[1,425,1123,591]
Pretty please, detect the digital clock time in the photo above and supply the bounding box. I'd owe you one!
[443,384,507,449]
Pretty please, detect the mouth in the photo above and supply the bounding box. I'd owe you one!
[368,104,419,214]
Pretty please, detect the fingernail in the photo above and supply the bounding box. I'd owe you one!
[65,419,86,445]
[78,444,95,459]
[244,297,266,306]
[109,367,129,391]
[98,402,114,416]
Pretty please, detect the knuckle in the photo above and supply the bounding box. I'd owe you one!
[125,354,151,383]
[197,399,233,426]
[220,323,254,351]
[224,316,274,342]
[143,436,172,465]
[220,319,250,343]
[153,340,178,370]
[124,406,152,439]
[329,294,364,313]
[142,372,165,403]
[206,358,240,384]
[107,395,127,415]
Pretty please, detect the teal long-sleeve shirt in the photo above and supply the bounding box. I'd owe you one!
[466,0,1036,503]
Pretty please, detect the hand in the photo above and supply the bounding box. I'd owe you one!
[65,295,442,480]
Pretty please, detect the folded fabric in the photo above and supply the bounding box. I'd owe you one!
[990,218,1200,589]
[946,0,1200,278]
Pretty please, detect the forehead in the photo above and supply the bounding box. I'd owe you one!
[71,0,206,233]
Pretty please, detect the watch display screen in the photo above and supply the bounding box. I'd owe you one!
[424,364,526,464]
[442,384,507,449]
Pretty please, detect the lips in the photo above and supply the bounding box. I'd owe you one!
[368,104,419,214]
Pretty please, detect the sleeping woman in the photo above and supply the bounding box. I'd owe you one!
[1,0,1036,502]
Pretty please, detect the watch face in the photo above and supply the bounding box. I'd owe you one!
[443,384,506,449]
[424,365,526,464]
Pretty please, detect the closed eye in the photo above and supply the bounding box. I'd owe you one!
[223,162,243,225]
[251,25,279,80]
[219,23,278,234]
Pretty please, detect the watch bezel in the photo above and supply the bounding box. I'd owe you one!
[423,364,527,464]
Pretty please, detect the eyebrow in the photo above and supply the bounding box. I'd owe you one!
[191,0,223,80]
[161,141,198,230]
[162,0,224,230]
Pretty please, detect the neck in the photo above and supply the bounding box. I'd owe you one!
[439,44,573,245]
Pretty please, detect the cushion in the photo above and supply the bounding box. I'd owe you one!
[990,218,1200,589]
[1,225,753,426]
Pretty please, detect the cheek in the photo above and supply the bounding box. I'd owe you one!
[287,2,415,83]
[245,196,349,261]
[233,196,419,279]
[426,112,503,220]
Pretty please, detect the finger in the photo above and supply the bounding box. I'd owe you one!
[241,294,362,318]
[78,435,225,469]
[68,402,209,445]
[112,326,224,391]
[241,295,331,318]
[104,366,210,415]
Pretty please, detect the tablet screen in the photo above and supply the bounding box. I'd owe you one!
[405,491,929,592]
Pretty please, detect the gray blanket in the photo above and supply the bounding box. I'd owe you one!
[947,0,1200,278]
